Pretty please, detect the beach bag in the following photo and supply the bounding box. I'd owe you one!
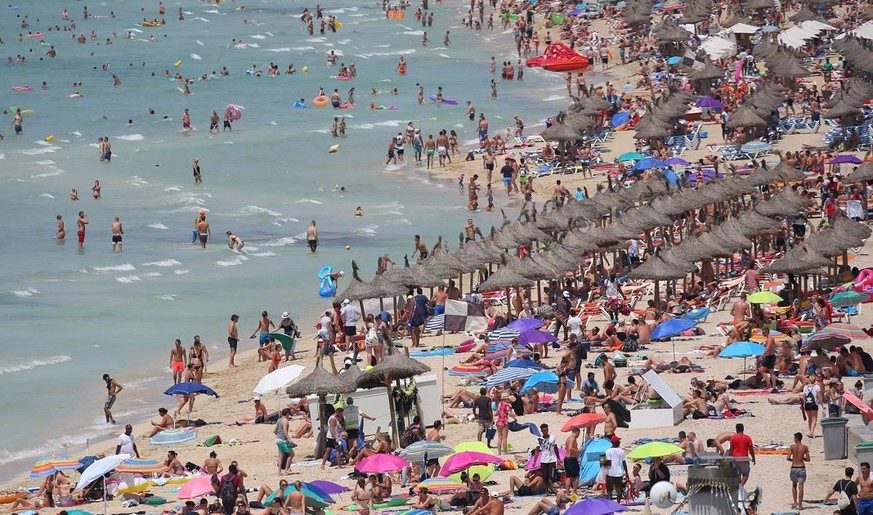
[485,427,497,441]
[803,388,817,411]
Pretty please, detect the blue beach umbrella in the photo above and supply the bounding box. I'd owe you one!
[650,318,697,340]
[505,358,544,369]
[663,168,679,186]
[830,291,870,308]
[666,56,681,65]
[719,341,765,379]
[633,158,667,171]
[611,111,630,127]
[616,151,645,162]
[521,371,573,394]
[485,367,540,386]
[489,327,520,340]
[164,382,219,397]
[148,428,197,446]
[399,440,455,461]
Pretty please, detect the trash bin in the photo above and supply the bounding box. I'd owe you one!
[856,441,873,467]
[822,417,848,460]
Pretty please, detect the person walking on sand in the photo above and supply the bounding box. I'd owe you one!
[196,214,211,249]
[858,462,873,515]
[728,423,755,486]
[802,374,823,437]
[170,338,186,384]
[111,216,124,252]
[102,373,123,424]
[76,211,89,251]
[228,314,240,368]
[788,432,810,509]
[306,220,319,253]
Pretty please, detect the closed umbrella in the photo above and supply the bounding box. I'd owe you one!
[561,413,606,432]
[485,367,540,386]
[747,291,783,304]
[399,441,455,461]
[356,454,409,474]
[627,442,684,460]
[439,451,503,476]
[650,319,698,340]
[253,365,305,395]
[177,474,217,499]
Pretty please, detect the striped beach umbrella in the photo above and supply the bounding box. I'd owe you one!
[399,440,455,461]
[821,323,870,339]
[749,329,788,343]
[485,367,539,387]
[803,333,852,352]
[413,478,467,493]
[115,458,169,475]
[30,456,81,478]
[148,428,197,446]
[488,327,520,341]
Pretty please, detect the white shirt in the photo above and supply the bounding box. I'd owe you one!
[803,384,821,407]
[319,315,332,338]
[117,433,135,455]
[537,435,557,464]
[341,304,361,328]
[567,315,583,338]
[605,447,626,477]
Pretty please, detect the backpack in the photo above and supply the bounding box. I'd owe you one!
[219,475,236,503]
[803,387,817,411]
[838,479,851,510]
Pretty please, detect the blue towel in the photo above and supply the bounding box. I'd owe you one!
[508,420,541,437]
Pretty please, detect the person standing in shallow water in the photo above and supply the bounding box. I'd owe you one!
[306,220,319,252]
[102,373,123,424]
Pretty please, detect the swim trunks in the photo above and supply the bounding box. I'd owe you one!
[224,120,231,129]
[112,235,122,243]
[790,466,806,484]
[105,395,116,409]
[426,149,435,156]
[14,124,22,134]
[199,233,208,244]
[308,239,318,252]
[434,305,445,315]
[228,337,239,350]
[503,177,512,186]
[259,332,270,345]
[77,229,85,243]
[437,146,447,156]
[171,360,185,372]
[104,151,112,162]
[563,456,580,478]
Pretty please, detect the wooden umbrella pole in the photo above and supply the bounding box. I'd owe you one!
[386,379,400,449]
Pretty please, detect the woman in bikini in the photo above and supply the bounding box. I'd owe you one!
[189,340,205,382]
[351,478,372,515]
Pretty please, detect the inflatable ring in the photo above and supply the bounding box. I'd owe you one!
[318,265,333,279]
[293,100,306,108]
[319,276,336,298]
[11,86,33,92]
[313,95,329,107]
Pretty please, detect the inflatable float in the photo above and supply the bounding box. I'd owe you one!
[9,106,35,114]
[11,86,33,92]
[387,10,405,19]
[318,265,333,279]
[174,60,182,68]
[293,100,306,108]
[331,75,351,80]
[0,491,26,504]
[428,95,458,105]
[24,32,44,39]
[44,135,54,142]
[319,276,336,298]
[339,103,355,109]
[313,95,329,107]
[334,21,343,29]
[328,144,340,153]
[141,20,165,27]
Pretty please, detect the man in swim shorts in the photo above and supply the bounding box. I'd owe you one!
[196,215,211,249]
[306,220,318,253]
[102,136,111,162]
[424,134,436,169]
[251,311,276,355]
[77,211,89,251]
[169,338,186,384]
[500,159,514,196]
[111,216,123,252]
[102,373,123,424]
[228,314,239,368]
[11,109,23,135]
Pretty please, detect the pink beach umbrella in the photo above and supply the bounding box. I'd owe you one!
[439,451,504,476]
[355,454,409,474]
[178,474,217,500]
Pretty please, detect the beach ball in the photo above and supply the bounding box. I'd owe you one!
[302,66,309,73]
[651,482,678,509]
[345,245,351,250]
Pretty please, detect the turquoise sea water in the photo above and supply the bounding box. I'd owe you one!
[0,0,571,477]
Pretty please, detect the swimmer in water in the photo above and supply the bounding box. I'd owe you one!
[70,188,79,201]
[354,206,363,217]
[226,231,244,251]
[55,214,66,239]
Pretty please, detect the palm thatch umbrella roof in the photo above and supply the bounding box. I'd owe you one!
[357,352,432,389]
[336,260,375,301]
[516,254,558,281]
[824,98,863,120]
[760,247,831,274]
[833,214,873,240]
[477,260,535,291]
[287,363,357,397]
[432,241,475,274]
[726,106,767,128]
[689,62,725,81]
[767,56,811,78]
[369,272,410,298]
[845,161,873,184]
[339,364,363,389]
[410,261,452,286]
[628,255,689,280]
[714,222,754,248]
[805,230,863,256]
[635,118,674,140]
[562,229,602,253]
[541,114,584,142]
[753,39,779,59]
[382,255,427,288]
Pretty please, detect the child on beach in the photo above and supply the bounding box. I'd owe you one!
[486,183,494,211]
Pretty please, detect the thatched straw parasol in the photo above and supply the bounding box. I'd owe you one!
[726,106,767,128]
[845,161,873,184]
[833,214,873,240]
[689,62,725,82]
[287,360,357,454]
[760,247,831,274]
[628,254,689,309]
[478,259,534,292]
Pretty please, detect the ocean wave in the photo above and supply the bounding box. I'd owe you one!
[398,30,424,36]
[250,34,267,39]
[143,272,162,278]
[92,263,136,273]
[295,199,324,205]
[541,94,565,102]
[164,186,182,192]
[192,16,210,22]
[374,120,403,127]
[238,205,281,217]
[116,275,141,283]
[216,256,248,267]
[174,269,191,275]
[355,48,416,59]
[19,145,61,156]
[115,134,144,141]
[39,193,54,199]
[357,224,379,236]
[0,355,71,376]
[129,176,148,186]
[159,294,176,301]
[190,53,202,60]
[148,223,169,230]
[0,428,107,466]
[0,153,4,159]
[11,287,40,297]
[276,217,300,223]
[195,39,204,46]
[143,259,181,267]
[250,251,276,257]
[383,218,413,226]
[261,236,296,247]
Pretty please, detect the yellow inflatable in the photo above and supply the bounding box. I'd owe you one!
[174,60,182,68]
[334,21,343,29]
[302,66,309,73]
[44,135,55,142]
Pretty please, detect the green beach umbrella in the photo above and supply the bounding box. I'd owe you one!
[747,291,783,304]
[830,291,870,308]
[627,442,684,460]
[616,151,645,162]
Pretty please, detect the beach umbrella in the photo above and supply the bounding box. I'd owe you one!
[164,382,219,397]
[149,428,197,446]
[518,329,558,345]
[726,106,767,129]
[287,361,356,454]
[747,291,783,304]
[696,97,723,108]
[505,358,544,369]
[611,111,630,127]
[30,456,81,478]
[803,333,852,352]
[831,154,864,165]
[561,413,606,432]
[75,453,130,492]
[506,318,544,331]
[253,364,306,395]
[627,442,684,460]
[308,480,349,494]
[616,151,645,162]
[665,157,690,167]
[485,367,539,387]
[633,158,667,171]
[489,327,520,340]
[650,318,698,340]
[628,255,689,310]
[830,291,871,308]
[413,478,467,493]
[719,341,765,378]
[356,453,409,474]
[399,441,455,461]
[820,323,869,339]
[846,161,873,184]
[440,451,503,476]
[281,483,334,504]
[520,370,570,394]
[115,459,168,475]
[565,498,627,515]
[177,474,216,499]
